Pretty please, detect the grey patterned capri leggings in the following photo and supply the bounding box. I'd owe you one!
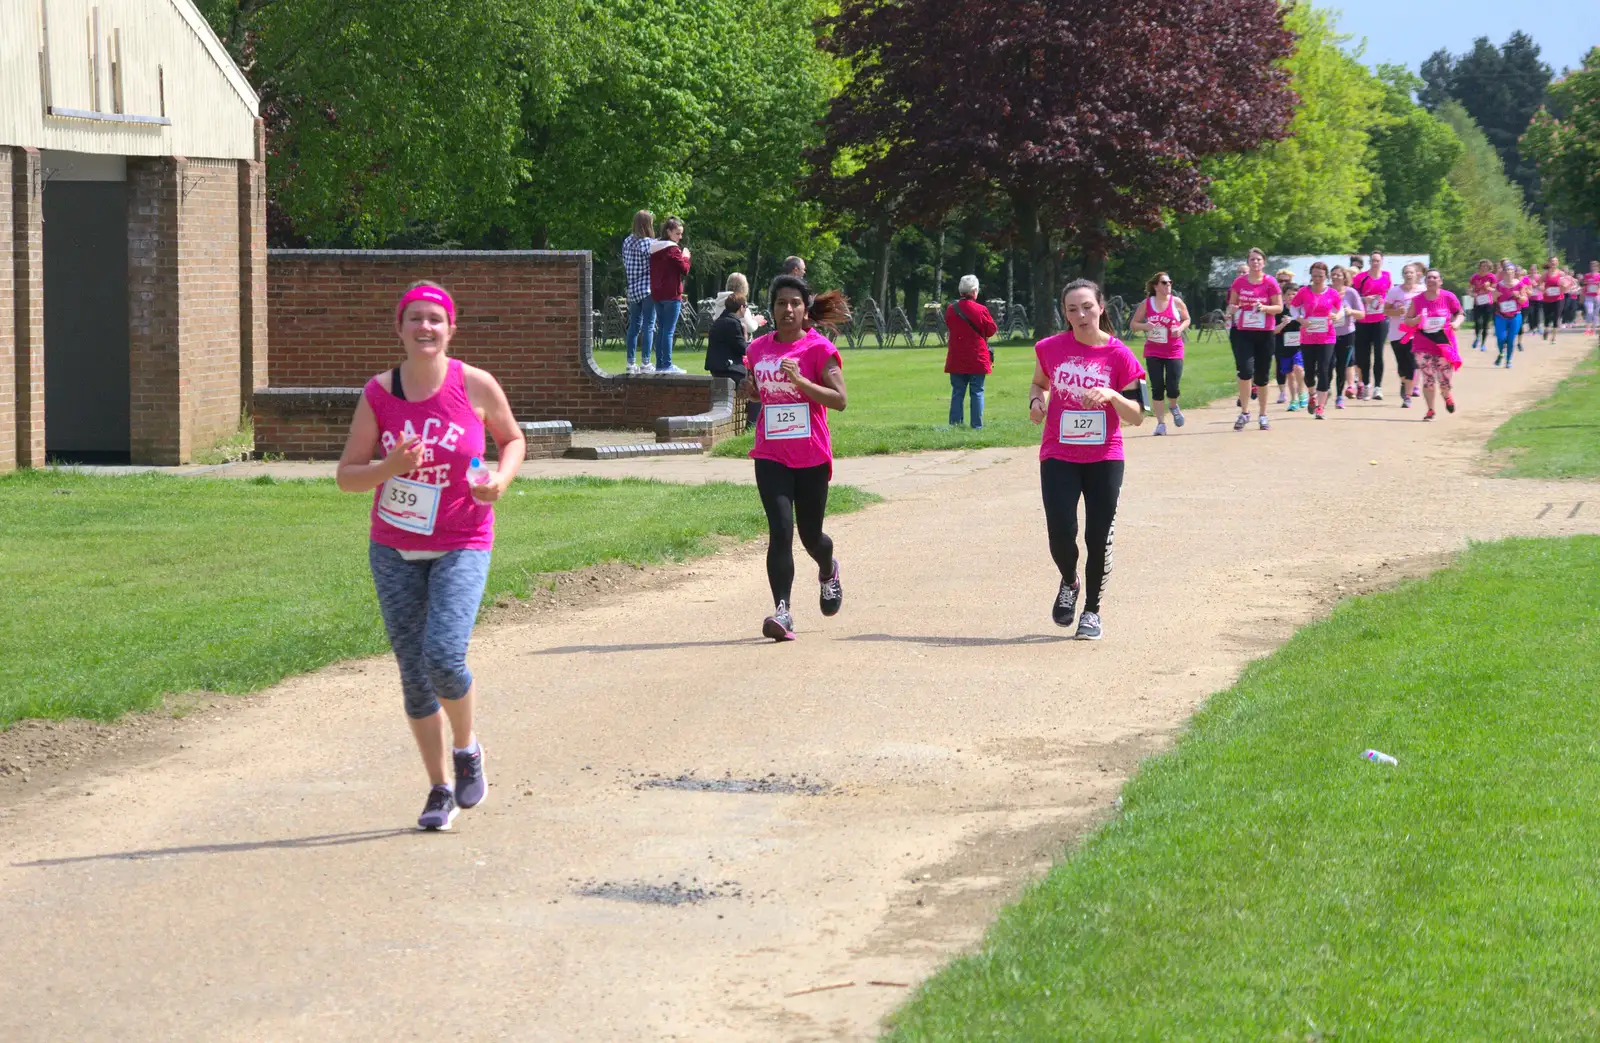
[369,542,491,719]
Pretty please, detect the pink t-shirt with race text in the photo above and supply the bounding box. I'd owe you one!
[1290,285,1341,345]
[1035,332,1146,465]
[1543,272,1565,300]
[1354,270,1392,323]
[1231,275,1279,330]
[1585,273,1600,296]
[1469,273,1497,304]
[746,329,841,472]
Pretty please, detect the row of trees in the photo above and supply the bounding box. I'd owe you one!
[198,0,1584,330]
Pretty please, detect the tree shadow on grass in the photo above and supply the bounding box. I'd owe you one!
[16,828,414,867]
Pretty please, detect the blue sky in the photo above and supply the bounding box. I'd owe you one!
[1326,1,1594,78]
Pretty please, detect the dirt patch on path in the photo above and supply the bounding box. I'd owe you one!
[2,335,1598,1043]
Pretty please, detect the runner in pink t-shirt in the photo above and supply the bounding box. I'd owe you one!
[742,275,851,642]
[1290,261,1345,418]
[1350,250,1392,401]
[1468,259,1497,351]
[1129,270,1191,435]
[1492,262,1528,367]
[1029,279,1146,642]
[1227,247,1284,431]
[336,281,528,831]
[1540,257,1566,342]
[1405,269,1464,421]
[1583,262,1600,333]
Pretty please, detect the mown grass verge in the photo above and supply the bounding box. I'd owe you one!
[1488,345,1600,478]
[0,471,877,726]
[886,536,1600,1041]
[596,340,1237,458]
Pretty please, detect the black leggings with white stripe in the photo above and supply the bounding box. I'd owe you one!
[1041,458,1124,614]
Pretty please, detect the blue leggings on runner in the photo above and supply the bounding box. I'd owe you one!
[369,543,491,719]
[1493,312,1522,357]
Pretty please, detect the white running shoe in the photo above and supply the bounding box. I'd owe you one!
[1372,387,1384,401]
[1153,421,1168,436]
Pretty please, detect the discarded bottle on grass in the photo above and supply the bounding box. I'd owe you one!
[1362,749,1398,766]
[466,456,492,486]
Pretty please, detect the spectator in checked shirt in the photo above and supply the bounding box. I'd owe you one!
[622,210,656,374]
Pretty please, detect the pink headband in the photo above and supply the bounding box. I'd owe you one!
[395,285,456,326]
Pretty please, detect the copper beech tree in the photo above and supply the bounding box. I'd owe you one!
[807,0,1298,330]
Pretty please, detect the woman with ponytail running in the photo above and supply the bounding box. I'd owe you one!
[1031,280,1146,641]
[1468,259,1496,351]
[1405,269,1465,420]
[1383,263,1424,409]
[1129,271,1191,435]
[743,275,851,641]
[1493,261,1528,367]
[1227,248,1283,431]
[336,282,526,831]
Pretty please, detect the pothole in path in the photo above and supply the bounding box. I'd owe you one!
[633,772,828,795]
[575,878,741,906]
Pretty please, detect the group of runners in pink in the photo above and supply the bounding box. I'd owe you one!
[336,256,1591,829]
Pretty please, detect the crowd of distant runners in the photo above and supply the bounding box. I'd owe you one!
[336,248,1595,829]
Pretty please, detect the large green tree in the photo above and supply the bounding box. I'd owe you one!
[1523,48,1600,231]
[1436,102,1546,284]
[1420,33,1552,204]
[1362,67,1464,261]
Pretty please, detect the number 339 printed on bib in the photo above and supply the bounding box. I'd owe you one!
[378,475,442,535]
[763,402,811,440]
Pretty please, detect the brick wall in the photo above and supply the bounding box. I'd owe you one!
[11,147,44,468]
[264,251,712,434]
[178,158,243,453]
[128,157,184,463]
[0,148,14,472]
[253,388,360,461]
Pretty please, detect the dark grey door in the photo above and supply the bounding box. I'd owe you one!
[44,180,130,461]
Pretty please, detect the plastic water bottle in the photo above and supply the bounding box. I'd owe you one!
[465,456,492,486]
[1362,749,1398,766]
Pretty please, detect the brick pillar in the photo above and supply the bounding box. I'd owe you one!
[11,146,45,468]
[0,148,15,473]
[128,156,185,465]
[238,128,267,399]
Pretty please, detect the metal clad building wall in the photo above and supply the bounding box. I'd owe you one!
[0,0,257,159]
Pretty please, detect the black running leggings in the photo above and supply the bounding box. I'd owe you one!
[1390,339,1417,382]
[1354,320,1387,387]
[1473,303,1493,343]
[1333,333,1355,398]
[1230,329,1274,388]
[1041,458,1124,615]
[754,458,833,609]
[1303,342,1336,394]
[1147,357,1182,401]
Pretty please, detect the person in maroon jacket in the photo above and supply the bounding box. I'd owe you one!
[945,275,999,428]
[648,216,692,374]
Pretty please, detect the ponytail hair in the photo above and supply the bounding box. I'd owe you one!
[1060,278,1114,335]
[768,274,852,330]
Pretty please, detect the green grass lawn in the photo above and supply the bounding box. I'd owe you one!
[886,536,1600,1041]
[0,470,876,726]
[1488,345,1600,478]
[595,338,1239,458]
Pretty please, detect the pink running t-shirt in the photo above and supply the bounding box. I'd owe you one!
[363,357,494,552]
[1409,291,1462,354]
[1290,286,1341,345]
[1035,332,1146,465]
[1585,273,1600,297]
[746,329,841,472]
[1543,272,1565,300]
[1230,275,1279,331]
[1469,273,1497,305]
[1141,296,1184,360]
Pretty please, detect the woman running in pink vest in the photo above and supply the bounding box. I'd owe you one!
[1129,271,1191,435]
[336,282,526,831]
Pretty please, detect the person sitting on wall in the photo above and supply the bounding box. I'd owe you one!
[707,292,759,431]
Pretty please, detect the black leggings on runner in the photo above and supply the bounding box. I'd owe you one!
[1543,300,1562,329]
[1333,333,1355,398]
[1304,343,1336,394]
[1354,320,1387,387]
[1147,357,1183,401]
[1230,329,1274,389]
[1041,458,1124,615]
[755,458,833,609]
[1391,339,1417,382]
[1473,303,1493,343]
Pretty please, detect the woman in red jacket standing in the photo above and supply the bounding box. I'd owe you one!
[648,216,693,374]
[945,275,998,428]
